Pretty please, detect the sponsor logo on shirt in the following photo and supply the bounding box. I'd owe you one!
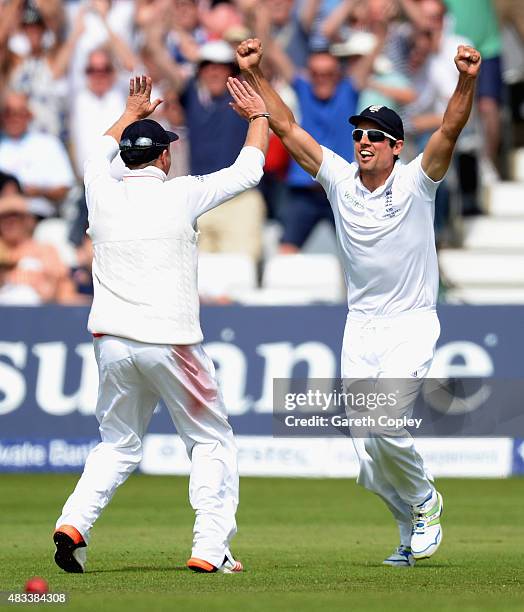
[343,190,365,211]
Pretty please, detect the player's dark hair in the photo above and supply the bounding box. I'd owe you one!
[388,139,400,162]
[121,146,166,169]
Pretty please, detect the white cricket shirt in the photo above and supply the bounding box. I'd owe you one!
[315,146,442,318]
[85,135,265,344]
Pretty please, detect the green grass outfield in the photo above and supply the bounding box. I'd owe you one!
[1,475,523,612]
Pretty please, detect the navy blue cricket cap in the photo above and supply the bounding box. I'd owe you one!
[349,105,404,141]
[119,119,179,165]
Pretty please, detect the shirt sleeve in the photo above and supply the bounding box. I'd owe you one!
[182,146,265,222]
[315,145,352,201]
[84,135,120,192]
[402,153,444,202]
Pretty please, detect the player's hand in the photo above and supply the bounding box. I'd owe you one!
[227,77,267,121]
[236,38,263,71]
[455,45,481,78]
[125,75,163,119]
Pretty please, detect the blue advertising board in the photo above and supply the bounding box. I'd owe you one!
[0,305,523,473]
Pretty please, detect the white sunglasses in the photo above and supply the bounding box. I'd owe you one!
[352,128,399,143]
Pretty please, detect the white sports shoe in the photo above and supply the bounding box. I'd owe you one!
[383,545,415,567]
[411,490,444,559]
[220,552,244,573]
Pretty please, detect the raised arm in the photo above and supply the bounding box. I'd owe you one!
[0,0,23,47]
[422,45,481,181]
[184,78,268,220]
[321,0,358,41]
[398,0,428,30]
[300,0,322,33]
[90,0,138,72]
[105,75,163,142]
[142,22,188,93]
[227,78,269,155]
[238,38,323,177]
[48,7,86,80]
[85,75,162,188]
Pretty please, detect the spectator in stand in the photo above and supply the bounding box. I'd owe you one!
[154,88,190,178]
[0,172,22,197]
[8,3,83,138]
[321,1,418,84]
[66,0,136,94]
[404,0,482,217]
[402,28,451,238]
[0,0,24,87]
[199,0,245,41]
[329,30,416,113]
[321,1,417,114]
[253,0,313,69]
[307,0,351,52]
[70,47,126,177]
[0,195,77,304]
[444,0,503,179]
[322,0,400,41]
[68,46,128,278]
[144,35,265,260]
[136,0,204,77]
[495,0,524,42]
[0,91,75,218]
[401,0,502,181]
[265,41,358,253]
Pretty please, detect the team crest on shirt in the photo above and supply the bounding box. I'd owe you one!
[382,188,401,219]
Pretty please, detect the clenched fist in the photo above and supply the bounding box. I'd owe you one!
[455,45,482,78]
[236,38,264,71]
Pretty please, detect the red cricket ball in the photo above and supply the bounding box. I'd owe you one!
[24,577,49,594]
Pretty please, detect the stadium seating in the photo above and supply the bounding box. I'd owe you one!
[462,217,524,250]
[261,254,345,303]
[510,148,524,182]
[439,166,524,304]
[197,253,257,301]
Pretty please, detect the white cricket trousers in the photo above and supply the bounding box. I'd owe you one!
[342,310,440,546]
[56,336,238,567]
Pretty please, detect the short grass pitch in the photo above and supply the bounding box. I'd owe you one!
[1,474,522,611]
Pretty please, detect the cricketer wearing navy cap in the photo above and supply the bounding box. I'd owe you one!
[119,119,179,166]
[348,105,405,167]
[53,75,269,575]
[238,38,482,566]
[349,105,405,142]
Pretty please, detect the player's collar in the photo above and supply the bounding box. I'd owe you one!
[122,166,167,182]
[355,161,400,196]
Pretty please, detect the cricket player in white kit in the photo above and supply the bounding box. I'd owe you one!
[53,76,269,574]
[237,38,481,566]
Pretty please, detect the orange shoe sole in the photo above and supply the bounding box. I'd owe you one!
[186,557,217,573]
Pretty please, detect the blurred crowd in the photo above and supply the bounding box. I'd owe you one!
[0,0,522,304]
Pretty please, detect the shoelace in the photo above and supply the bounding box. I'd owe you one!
[412,511,428,534]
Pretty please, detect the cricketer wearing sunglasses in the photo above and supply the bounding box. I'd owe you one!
[236,38,482,567]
